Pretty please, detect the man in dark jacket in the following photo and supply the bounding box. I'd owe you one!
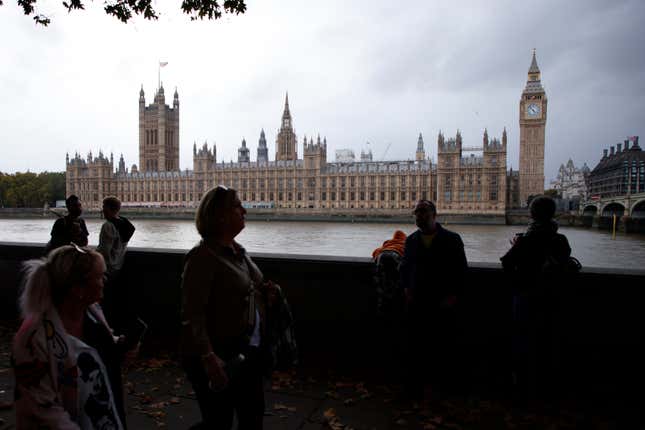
[501,195,572,403]
[400,200,468,401]
[45,194,89,253]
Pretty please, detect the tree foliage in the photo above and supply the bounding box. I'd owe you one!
[3,0,246,26]
[0,171,66,207]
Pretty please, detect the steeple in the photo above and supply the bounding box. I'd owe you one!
[281,92,292,129]
[528,48,540,74]
[276,93,297,161]
[524,49,544,93]
[284,92,290,117]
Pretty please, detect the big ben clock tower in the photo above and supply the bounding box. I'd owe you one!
[519,49,547,206]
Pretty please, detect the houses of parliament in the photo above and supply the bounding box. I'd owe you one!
[66,52,547,214]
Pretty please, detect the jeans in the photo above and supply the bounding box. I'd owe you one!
[182,346,265,430]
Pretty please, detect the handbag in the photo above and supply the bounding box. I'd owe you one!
[264,284,298,371]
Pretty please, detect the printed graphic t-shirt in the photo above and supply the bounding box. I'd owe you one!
[68,335,124,430]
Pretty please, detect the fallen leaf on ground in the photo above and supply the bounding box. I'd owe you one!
[323,408,337,420]
[325,390,340,399]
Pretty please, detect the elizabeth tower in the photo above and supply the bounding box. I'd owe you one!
[519,50,547,206]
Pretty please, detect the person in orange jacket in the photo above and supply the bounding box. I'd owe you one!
[372,230,407,319]
[372,230,407,260]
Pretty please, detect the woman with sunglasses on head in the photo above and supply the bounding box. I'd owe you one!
[12,244,124,429]
[181,185,277,430]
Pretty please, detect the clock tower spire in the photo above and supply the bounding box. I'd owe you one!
[518,49,547,206]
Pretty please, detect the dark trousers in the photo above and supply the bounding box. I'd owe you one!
[404,303,462,400]
[182,346,265,430]
[512,292,559,401]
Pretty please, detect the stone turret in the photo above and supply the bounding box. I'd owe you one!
[118,154,127,174]
[238,138,250,163]
[257,129,269,164]
[304,133,327,170]
[416,133,425,161]
[193,141,216,172]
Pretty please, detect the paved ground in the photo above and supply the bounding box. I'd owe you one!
[0,320,633,429]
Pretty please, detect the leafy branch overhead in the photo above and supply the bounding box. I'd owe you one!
[7,0,247,26]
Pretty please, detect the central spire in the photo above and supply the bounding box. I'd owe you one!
[282,92,291,119]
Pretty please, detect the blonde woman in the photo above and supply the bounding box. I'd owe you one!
[181,186,277,430]
[12,245,124,429]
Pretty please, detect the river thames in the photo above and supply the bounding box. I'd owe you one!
[1,218,644,270]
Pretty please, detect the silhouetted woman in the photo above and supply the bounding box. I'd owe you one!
[180,186,275,430]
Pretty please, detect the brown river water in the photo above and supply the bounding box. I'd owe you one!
[1,218,644,270]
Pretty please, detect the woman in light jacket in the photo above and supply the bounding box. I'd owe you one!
[181,185,276,430]
[13,244,124,430]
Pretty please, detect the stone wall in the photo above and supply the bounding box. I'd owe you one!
[1,242,644,401]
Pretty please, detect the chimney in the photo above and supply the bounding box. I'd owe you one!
[610,146,615,156]
[603,149,608,158]
[617,143,622,153]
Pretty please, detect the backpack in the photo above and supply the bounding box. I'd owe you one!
[541,254,582,274]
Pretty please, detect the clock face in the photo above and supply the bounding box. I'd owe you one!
[527,103,541,117]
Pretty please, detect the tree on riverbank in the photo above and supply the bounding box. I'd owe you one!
[0,172,65,207]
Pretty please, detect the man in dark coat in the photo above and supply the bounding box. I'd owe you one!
[45,194,89,253]
[400,200,468,401]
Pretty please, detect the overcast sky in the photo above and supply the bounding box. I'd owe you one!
[1,0,644,184]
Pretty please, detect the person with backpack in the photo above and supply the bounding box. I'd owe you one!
[45,195,89,253]
[372,230,407,319]
[501,195,576,404]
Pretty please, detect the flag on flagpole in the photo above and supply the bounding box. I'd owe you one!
[159,61,168,67]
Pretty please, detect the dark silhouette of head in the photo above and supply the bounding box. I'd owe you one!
[65,195,82,218]
[529,195,556,222]
[414,200,438,233]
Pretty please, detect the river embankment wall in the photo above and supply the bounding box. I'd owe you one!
[1,241,644,403]
[0,207,578,226]
[0,207,506,224]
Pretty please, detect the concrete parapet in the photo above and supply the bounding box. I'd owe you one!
[1,242,644,401]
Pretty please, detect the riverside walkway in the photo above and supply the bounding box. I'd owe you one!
[0,321,634,430]
[2,243,644,428]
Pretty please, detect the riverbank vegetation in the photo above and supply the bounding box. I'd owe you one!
[0,172,65,208]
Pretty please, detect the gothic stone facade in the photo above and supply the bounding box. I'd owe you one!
[67,53,545,214]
